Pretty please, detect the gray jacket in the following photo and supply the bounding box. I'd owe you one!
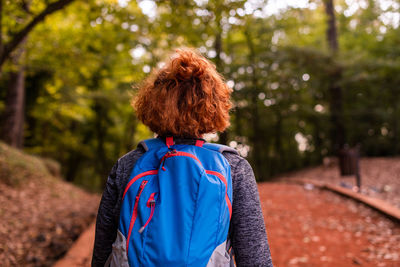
[92,137,273,266]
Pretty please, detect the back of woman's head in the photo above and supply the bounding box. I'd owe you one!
[132,48,232,138]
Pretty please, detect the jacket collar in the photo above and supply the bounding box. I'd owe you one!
[156,135,206,145]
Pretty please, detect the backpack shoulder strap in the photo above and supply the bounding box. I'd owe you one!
[202,142,239,155]
[137,138,166,152]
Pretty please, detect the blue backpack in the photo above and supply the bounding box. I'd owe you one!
[108,137,238,267]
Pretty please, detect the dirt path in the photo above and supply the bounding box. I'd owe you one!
[261,183,399,266]
[54,183,400,266]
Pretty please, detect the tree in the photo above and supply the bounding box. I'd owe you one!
[323,0,345,153]
[1,0,398,189]
[0,0,76,69]
[0,0,76,148]
[21,0,152,187]
[2,42,26,147]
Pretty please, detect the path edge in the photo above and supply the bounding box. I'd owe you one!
[53,221,96,267]
[283,178,400,223]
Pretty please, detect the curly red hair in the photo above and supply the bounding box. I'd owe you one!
[132,48,232,138]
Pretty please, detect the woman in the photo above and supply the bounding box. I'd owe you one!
[92,48,273,266]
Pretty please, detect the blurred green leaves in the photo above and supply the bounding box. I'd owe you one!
[1,0,399,189]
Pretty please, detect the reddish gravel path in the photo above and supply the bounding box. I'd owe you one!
[55,183,400,267]
[260,183,400,266]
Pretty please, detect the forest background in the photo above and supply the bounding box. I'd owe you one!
[1,0,399,191]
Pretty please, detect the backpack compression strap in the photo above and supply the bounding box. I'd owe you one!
[202,143,239,155]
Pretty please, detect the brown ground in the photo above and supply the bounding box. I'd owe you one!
[261,183,400,267]
[0,178,99,267]
[0,142,100,267]
[55,182,400,267]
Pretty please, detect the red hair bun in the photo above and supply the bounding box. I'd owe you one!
[132,48,232,138]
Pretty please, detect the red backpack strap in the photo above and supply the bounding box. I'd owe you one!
[165,136,174,148]
[195,139,205,147]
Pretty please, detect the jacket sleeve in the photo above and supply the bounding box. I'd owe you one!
[230,158,274,267]
[92,161,119,267]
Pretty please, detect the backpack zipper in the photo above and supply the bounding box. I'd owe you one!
[126,180,148,253]
[138,193,157,234]
[122,170,158,200]
[160,149,177,171]
[160,150,202,171]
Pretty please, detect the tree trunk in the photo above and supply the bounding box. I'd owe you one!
[312,115,323,163]
[0,0,3,72]
[214,30,229,145]
[244,27,263,180]
[325,0,338,53]
[1,41,26,148]
[1,0,75,146]
[274,110,282,174]
[327,75,345,152]
[65,152,81,182]
[324,0,345,153]
[123,115,137,153]
[93,100,111,189]
[392,98,399,155]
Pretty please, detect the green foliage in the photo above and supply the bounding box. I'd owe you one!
[1,0,399,188]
